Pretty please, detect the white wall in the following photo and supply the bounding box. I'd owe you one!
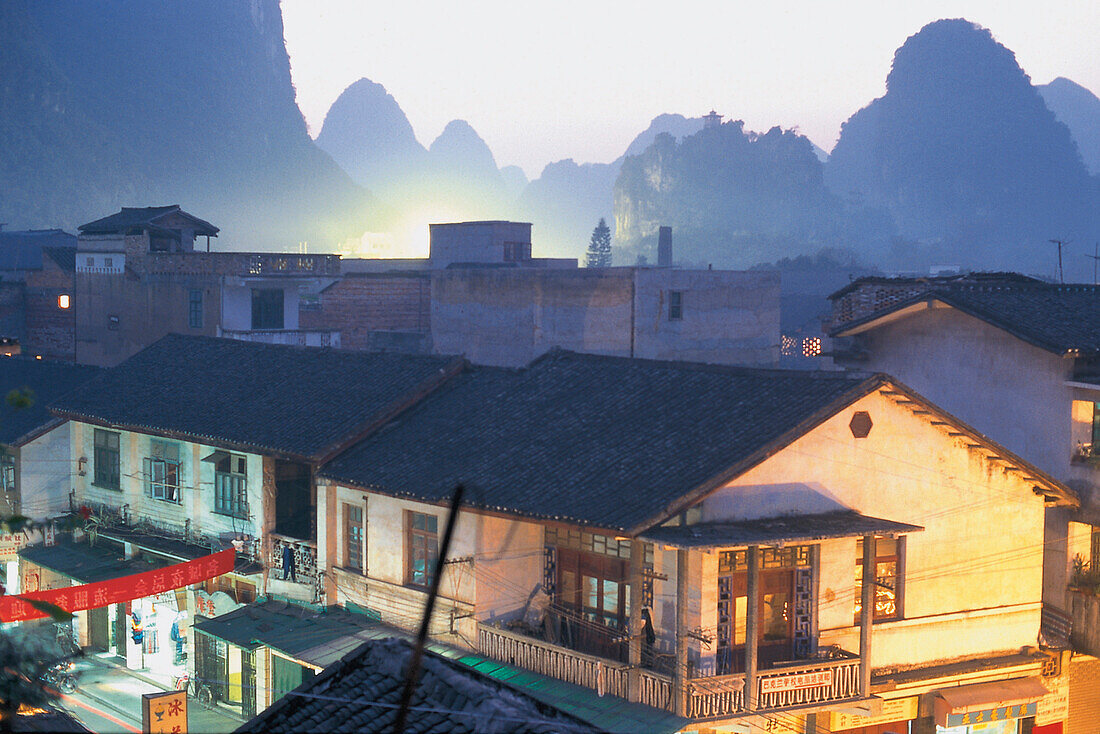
[697,388,1048,669]
[220,281,300,331]
[19,422,74,519]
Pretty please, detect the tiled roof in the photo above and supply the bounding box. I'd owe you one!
[0,357,100,446]
[21,535,172,584]
[42,247,76,272]
[50,335,463,459]
[0,230,77,271]
[78,205,218,236]
[833,282,1100,355]
[321,351,884,532]
[234,637,599,734]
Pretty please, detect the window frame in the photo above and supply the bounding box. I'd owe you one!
[855,536,904,623]
[668,291,683,321]
[405,511,438,588]
[145,439,181,504]
[251,288,285,330]
[93,429,121,490]
[214,454,248,519]
[0,452,14,493]
[188,289,203,329]
[344,503,365,572]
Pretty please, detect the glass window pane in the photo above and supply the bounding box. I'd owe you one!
[584,576,598,609]
[734,595,747,645]
[762,592,789,640]
[602,580,618,614]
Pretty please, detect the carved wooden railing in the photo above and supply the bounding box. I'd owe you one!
[221,329,340,348]
[755,656,861,712]
[271,534,318,584]
[478,624,630,699]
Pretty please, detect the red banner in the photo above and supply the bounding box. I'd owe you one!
[0,548,236,622]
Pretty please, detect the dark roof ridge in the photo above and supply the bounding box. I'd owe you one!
[528,346,874,381]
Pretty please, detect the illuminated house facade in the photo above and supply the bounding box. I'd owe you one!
[316,351,1074,733]
[40,334,464,719]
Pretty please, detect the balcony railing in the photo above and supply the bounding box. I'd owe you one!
[478,623,862,719]
[271,534,318,586]
[221,329,340,348]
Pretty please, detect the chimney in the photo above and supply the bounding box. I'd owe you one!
[658,226,673,268]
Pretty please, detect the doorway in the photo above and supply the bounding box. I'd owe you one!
[716,568,794,674]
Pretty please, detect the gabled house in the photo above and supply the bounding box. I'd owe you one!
[316,350,1074,732]
[40,334,463,694]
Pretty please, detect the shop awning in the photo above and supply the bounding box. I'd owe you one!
[638,510,923,549]
[193,599,390,668]
[934,677,1048,727]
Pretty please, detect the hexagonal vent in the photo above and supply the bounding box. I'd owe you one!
[849,411,873,438]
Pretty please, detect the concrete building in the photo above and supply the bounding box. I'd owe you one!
[316,350,1074,733]
[72,206,341,366]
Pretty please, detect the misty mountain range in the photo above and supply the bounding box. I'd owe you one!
[2,6,1098,277]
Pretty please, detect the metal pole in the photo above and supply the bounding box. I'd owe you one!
[859,535,875,698]
[393,484,465,734]
[745,545,759,711]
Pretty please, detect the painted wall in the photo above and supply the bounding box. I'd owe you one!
[70,422,264,544]
[838,306,1091,607]
[430,267,779,368]
[220,280,300,332]
[19,422,74,520]
[697,388,1048,670]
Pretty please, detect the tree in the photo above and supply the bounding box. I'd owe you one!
[0,630,68,732]
[585,218,612,268]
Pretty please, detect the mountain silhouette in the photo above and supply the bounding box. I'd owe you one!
[0,0,380,249]
[1039,77,1100,175]
[826,18,1099,275]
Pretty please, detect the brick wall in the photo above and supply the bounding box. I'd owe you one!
[301,274,430,351]
[23,257,75,360]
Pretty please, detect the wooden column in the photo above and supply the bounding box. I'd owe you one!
[673,548,689,716]
[745,545,760,711]
[627,540,645,702]
[859,534,875,697]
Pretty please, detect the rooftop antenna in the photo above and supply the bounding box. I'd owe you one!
[1086,242,1100,286]
[1049,239,1069,283]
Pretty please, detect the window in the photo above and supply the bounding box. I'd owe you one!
[93,429,120,489]
[0,453,13,493]
[251,289,284,330]
[406,512,438,587]
[668,291,683,320]
[57,294,70,309]
[188,289,203,329]
[855,536,902,622]
[345,504,364,572]
[214,454,248,518]
[144,439,181,503]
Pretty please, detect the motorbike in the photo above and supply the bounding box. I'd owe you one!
[43,661,77,694]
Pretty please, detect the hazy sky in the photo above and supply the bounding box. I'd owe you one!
[282,1,1100,179]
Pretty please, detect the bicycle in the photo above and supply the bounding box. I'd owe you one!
[172,672,213,705]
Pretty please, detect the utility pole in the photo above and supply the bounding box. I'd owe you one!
[393,484,464,734]
[1049,239,1068,283]
[1088,242,1100,286]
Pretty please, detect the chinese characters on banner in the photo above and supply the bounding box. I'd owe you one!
[142,689,187,734]
[0,548,235,622]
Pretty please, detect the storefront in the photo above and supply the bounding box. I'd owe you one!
[933,678,1049,734]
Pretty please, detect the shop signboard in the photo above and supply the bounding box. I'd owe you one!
[946,702,1037,726]
[0,532,27,562]
[830,696,919,730]
[759,669,833,695]
[0,548,235,622]
[142,689,186,733]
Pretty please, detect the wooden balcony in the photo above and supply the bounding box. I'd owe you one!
[478,623,862,719]
[269,534,321,602]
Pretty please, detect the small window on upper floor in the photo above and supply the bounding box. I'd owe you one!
[57,294,70,309]
[668,291,683,320]
[855,536,904,623]
[406,511,438,588]
[93,429,121,490]
[188,289,203,329]
[251,288,284,330]
[144,439,181,503]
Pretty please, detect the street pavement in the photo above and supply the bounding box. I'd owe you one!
[57,654,244,733]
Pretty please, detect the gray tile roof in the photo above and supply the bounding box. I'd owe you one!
[0,357,100,446]
[50,334,463,459]
[639,511,924,549]
[78,205,218,236]
[234,637,599,734]
[0,230,77,271]
[320,351,885,532]
[833,281,1100,355]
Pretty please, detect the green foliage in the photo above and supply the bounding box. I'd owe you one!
[0,629,68,716]
[1070,554,1100,593]
[585,218,612,268]
[3,389,32,411]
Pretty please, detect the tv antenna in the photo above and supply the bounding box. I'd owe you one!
[1049,239,1069,283]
